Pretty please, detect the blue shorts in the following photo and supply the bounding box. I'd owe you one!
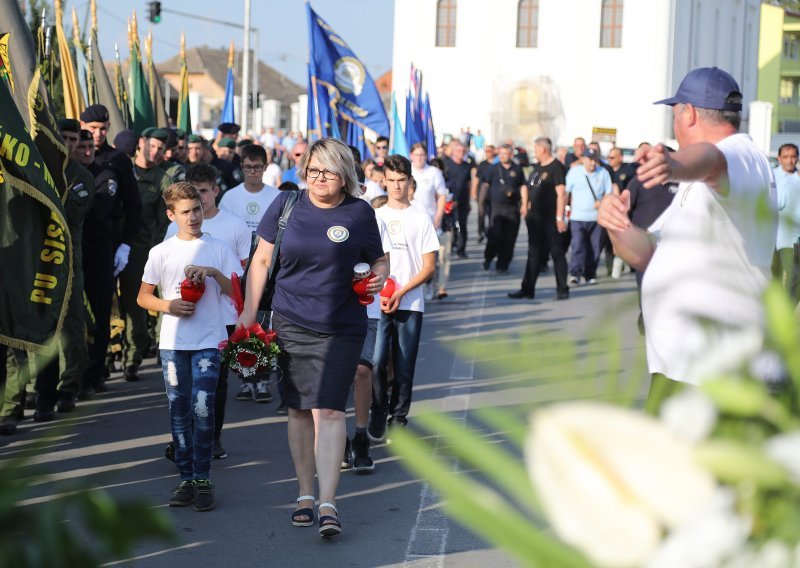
[358,318,379,369]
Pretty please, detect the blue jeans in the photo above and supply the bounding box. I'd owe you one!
[371,310,424,421]
[160,349,220,480]
[568,220,603,279]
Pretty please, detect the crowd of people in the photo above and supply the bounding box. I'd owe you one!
[0,66,794,538]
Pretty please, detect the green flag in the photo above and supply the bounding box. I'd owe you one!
[114,47,132,129]
[128,41,154,136]
[177,34,191,134]
[0,79,73,351]
[88,30,126,142]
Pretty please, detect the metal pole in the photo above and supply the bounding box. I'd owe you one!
[252,28,259,133]
[241,0,250,134]
[164,78,171,123]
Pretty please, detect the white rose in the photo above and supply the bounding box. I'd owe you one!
[526,402,716,568]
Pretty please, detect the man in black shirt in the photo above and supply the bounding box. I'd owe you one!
[443,141,476,257]
[608,147,637,193]
[481,144,527,273]
[509,137,569,300]
[472,144,496,243]
[564,137,586,169]
[80,104,143,396]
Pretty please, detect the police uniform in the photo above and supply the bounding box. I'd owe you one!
[81,106,143,394]
[161,159,186,183]
[482,161,525,272]
[118,130,172,376]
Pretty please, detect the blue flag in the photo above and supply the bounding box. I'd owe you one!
[405,64,426,150]
[390,92,409,157]
[221,67,235,124]
[306,4,389,138]
[423,93,436,160]
[346,120,368,161]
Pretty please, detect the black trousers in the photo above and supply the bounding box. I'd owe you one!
[454,200,470,254]
[215,324,235,437]
[484,207,520,271]
[82,239,114,388]
[520,217,568,295]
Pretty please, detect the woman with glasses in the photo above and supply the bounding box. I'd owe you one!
[239,138,389,537]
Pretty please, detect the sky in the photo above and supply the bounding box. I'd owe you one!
[69,0,395,85]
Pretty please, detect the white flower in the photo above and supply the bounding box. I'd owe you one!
[764,431,800,485]
[526,402,717,568]
[660,389,718,444]
[646,487,750,568]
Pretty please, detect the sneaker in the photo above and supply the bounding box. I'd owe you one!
[56,394,76,413]
[193,479,215,511]
[341,437,353,470]
[386,416,408,444]
[213,436,227,459]
[568,275,579,286]
[586,277,598,285]
[367,410,388,444]
[236,382,255,401]
[165,442,175,462]
[276,403,288,415]
[169,480,195,507]
[351,432,374,473]
[124,365,139,382]
[254,381,272,403]
[0,415,18,436]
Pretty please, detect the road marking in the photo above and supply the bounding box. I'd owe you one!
[403,270,487,567]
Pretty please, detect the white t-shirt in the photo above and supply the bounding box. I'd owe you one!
[262,163,282,187]
[774,166,800,250]
[375,204,439,313]
[142,234,243,350]
[361,180,387,204]
[219,183,281,231]
[164,210,251,325]
[367,216,393,320]
[410,164,447,223]
[641,133,778,384]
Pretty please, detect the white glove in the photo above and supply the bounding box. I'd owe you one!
[114,243,131,277]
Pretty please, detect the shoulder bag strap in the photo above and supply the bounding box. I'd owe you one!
[266,190,299,282]
[584,175,599,202]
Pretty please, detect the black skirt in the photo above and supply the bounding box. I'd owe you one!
[273,312,365,412]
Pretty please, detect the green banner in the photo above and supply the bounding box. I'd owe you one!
[0,78,72,351]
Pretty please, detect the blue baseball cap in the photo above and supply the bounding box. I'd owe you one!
[654,67,742,111]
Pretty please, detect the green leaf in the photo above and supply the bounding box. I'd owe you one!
[694,439,790,489]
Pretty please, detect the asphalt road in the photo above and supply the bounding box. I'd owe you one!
[2,220,646,568]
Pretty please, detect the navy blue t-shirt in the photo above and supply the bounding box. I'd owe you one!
[257,190,384,335]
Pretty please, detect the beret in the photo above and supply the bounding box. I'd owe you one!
[58,118,80,133]
[148,128,170,143]
[113,129,138,155]
[218,122,240,134]
[187,134,205,144]
[79,104,109,123]
[79,129,93,141]
[217,138,236,149]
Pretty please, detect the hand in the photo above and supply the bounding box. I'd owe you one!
[636,143,674,189]
[185,265,217,283]
[381,290,402,314]
[556,220,567,233]
[236,311,256,328]
[113,243,131,277]
[367,273,385,296]
[520,203,529,217]
[168,299,195,317]
[597,191,632,232]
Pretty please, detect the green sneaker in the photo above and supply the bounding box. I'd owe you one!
[193,479,215,512]
[169,480,195,507]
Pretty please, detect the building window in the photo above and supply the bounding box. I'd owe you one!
[600,0,623,48]
[517,0,539,48]
[780,78,800,105]
[436,0,457,47]
[784,34,800,60]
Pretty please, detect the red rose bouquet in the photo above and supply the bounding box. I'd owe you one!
[218,323,280,377]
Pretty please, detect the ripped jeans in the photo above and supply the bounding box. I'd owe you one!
[160,349,220,480]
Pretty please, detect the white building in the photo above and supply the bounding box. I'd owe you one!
[392,0,761,150]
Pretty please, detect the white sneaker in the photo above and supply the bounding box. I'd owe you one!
[611,257,625,279]
[568,275,579,286]
[586,278,598,285]
[236,382,255,401]
[424,282,434,301]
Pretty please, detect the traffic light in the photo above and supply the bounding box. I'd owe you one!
[147,1,162,24]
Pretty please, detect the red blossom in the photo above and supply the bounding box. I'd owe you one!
[263,329,277,344]
[236,351,258,367]
[230,325,249,343]
[218,339,228,351]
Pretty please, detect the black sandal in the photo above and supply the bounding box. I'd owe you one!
[318,502,341,537]
[292,495,315,527]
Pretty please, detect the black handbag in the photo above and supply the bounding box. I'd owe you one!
[241,190,299,312]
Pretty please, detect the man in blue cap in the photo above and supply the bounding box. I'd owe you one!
[598,67,778,409]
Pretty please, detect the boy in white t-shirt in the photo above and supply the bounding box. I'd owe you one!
[164,164,250,461]
[217,144,279,404]
[219,144,281,232]
[368,155,438,443]
[138,182,242,511]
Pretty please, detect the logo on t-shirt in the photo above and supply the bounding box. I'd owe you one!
[387,220,403,235]
[327,226,349,243]
[247,202,260,215]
